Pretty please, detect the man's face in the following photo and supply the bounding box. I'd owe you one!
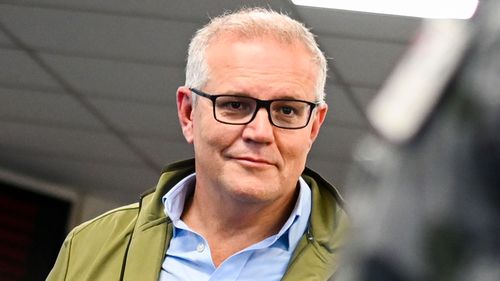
[179,34,327,206]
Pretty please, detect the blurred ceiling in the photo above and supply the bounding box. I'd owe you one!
[0,0,421,204]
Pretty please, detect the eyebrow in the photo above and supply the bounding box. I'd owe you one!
[224,91,305,101]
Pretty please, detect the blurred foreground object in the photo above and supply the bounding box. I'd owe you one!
[337,0,500,280]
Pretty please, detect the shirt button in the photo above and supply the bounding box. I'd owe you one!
[196,243,205,252]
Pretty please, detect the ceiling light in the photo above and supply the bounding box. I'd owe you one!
[291,0,479,19]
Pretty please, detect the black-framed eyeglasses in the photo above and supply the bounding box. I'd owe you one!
[190,88,319,129]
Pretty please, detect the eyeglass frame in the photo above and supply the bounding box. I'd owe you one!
[189,88,320,129]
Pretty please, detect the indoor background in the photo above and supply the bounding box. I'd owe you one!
[0,0,421,223]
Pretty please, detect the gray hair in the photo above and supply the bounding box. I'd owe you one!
[185,7,328,103]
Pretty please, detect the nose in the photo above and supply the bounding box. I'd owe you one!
[241,107,274,143]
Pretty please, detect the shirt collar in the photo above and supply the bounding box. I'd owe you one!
[162,173,196,221]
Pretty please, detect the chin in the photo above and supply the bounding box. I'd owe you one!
[224,177,282,204]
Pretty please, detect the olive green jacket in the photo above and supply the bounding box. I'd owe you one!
[47,159,349,281]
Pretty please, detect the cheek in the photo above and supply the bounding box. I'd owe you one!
[277,133,312,166]
[193,117,240,152]
[193,109,216,144]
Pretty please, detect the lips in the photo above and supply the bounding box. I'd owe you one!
[230,155,275,167]
[237,156,272,164]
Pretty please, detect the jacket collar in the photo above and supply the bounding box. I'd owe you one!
[282,169,349,281]
[123,159,196,281]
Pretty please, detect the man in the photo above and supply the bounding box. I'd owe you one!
[47,8,348,281]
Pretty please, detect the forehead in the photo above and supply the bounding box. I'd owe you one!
[204,34,318,100]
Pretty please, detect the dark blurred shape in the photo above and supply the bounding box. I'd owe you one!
[336,0,500,280]
[0,183,71,281]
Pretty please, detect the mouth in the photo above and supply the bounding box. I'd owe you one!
[231,156,275,167]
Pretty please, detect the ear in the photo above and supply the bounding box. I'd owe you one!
[308,103,328,145]
[177,86,194,144]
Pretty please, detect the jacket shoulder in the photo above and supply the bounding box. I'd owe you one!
[72,203,140,236]
[48,203,141,280]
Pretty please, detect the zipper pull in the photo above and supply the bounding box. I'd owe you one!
[306,226,314,242]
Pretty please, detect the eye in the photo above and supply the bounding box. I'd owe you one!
[273,103,301,117]
[228,101,242,109]
[216,96,255,115]
[220,100,249,111]
[279,106,295,115]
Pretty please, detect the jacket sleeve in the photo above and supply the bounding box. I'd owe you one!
[46,231,74,281]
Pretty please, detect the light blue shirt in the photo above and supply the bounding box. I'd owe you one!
[159,173,312,281]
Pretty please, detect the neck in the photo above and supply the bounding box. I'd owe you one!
[181,181,299,266]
